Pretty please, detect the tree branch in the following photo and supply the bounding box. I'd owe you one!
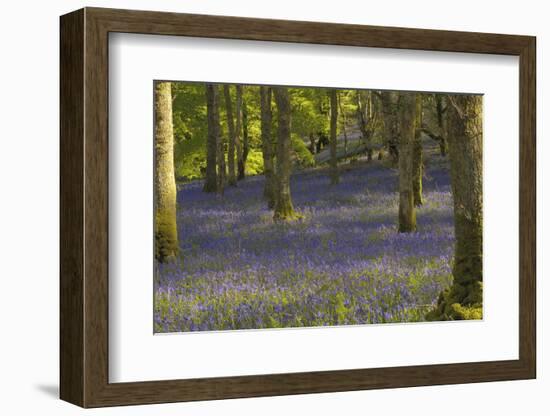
[447,95,465,119]
[419,127,444,143]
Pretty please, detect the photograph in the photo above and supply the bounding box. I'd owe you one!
[153,81,483,333]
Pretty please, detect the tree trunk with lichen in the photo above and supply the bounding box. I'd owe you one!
[329,89,339,185]
[397,92,416,232]
[260,86,276,208]
[203,84,219,193]
[223,85,237,186]
[236,85,245,180]
[412,94,423,206]
[380,91,400,165]
[154,81,178,262]
[427,94,483,321]
[273,87,298,220]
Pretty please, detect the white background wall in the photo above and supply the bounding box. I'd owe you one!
[0,0,546,414]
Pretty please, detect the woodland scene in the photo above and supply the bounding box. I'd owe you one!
[153,81,483,333]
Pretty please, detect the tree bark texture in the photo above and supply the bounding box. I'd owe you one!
[273,87,297,220]
[329,89,339,185]
[242,94,249,178]
[397,92,416,232]
[412,94,423,206]
[427,94,483,321]
[260,86,276,208]
[223,85,237,186]
[154,81,179,261]
[217,130,226,195]
[338,91,348,153]
[203,84,219,193]
[436,94,448,156]
[447,95,483,286]
[236,85,245,180]
[380,91,400,165]
[356,91,375,161]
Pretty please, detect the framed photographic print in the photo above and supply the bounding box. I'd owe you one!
[60,7,536,408]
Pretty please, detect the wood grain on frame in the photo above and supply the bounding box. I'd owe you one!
[60,7,536,408]
[60,8,85,406]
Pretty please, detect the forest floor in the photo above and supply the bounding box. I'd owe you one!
[155,140,455,332]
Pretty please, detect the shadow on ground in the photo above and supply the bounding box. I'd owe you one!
[34,384,58,399]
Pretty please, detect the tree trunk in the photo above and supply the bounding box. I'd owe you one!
[242,93,249,178]
[273,87,298,220]
[203,84,219,193]
[338,92,348,153]
[380,91,400,165]
[329,89,339,185]
[260,86,276,208]
[397,92,416,232]
[448,94,483,285]
[412,94,423,206]
[154,81,178,262]
[309,132,316,155]
[356,91,373,162]
[356,92,365,133]
[436,95,448,156]
[217,122,226,195]
[366,92,374,162]
[236,85,245,180]
[427,94,483,320]
[223,85,237,186]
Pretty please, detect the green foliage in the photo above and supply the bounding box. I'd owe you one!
[172,83,265,180]
[169,83,403,180]
[333,292,350,324]
[240,86,262,150]
[172,83,207,180]
[290,87,330,138]
[244,149,264,176]
[291,133,315,167]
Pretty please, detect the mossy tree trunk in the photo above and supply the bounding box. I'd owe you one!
[203,84,219,193]
[397,92,417,232]
[412,94,423,206]
[427,94,483,321]
[236,85,245,180]
[380,91,400,165]
[436,94,448,156]
[154,81,178,262]
[273,87,298,220]
[329,89,339,185]
[260,86,276,208]
[223,85,237,186]
[448,94,483,287]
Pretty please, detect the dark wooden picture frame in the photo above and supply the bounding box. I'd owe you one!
[60,7,536,408]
